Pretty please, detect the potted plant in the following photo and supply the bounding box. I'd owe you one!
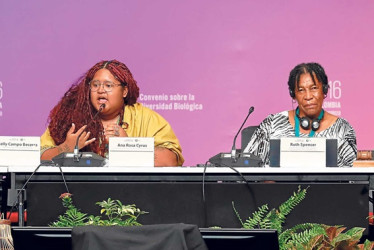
[50,193,147,227]
[233,186,374,249]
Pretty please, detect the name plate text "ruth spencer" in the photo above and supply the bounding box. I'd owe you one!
[0,136,40,166]
[280,137,326,168]
[109,137,154,167]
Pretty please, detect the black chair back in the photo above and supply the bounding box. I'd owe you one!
[241,126,258,150]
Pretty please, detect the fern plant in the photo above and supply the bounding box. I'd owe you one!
[50,193,88,227]
[233,185,308,234]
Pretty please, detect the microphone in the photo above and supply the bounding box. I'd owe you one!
[231,106,254,161]
[208,106,262,167]
[73,104,105,161]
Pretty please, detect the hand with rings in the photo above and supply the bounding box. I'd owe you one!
[114,126,120,136]
[104,123,128,142]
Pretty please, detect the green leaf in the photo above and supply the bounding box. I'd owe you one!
[344,227,365,241]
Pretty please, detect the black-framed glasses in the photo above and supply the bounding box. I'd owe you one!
[89,80,122,92]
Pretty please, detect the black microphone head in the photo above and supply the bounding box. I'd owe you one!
[100,104,106,110]
[232,106,255,156]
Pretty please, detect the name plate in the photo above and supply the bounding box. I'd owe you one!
[109,137,154,167]
[0,136,40,166]
[280,137,326,168]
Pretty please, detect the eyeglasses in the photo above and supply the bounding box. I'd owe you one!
[89,80,123,92]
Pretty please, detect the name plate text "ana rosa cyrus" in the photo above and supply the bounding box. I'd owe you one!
[108,137,154,167]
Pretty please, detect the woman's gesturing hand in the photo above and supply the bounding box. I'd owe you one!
[59,123,96,152]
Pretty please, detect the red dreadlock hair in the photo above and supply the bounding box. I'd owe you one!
[47,60,140,156]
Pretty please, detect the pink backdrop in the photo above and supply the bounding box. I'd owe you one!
[1,1,373,166]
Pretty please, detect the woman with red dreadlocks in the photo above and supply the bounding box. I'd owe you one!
[41,60,184,166]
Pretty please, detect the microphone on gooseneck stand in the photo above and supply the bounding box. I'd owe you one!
[73,103,105,161]
[231,106,254,162]
[208,106,262,167]
[203,107,260,224]
[52,104,106,167]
